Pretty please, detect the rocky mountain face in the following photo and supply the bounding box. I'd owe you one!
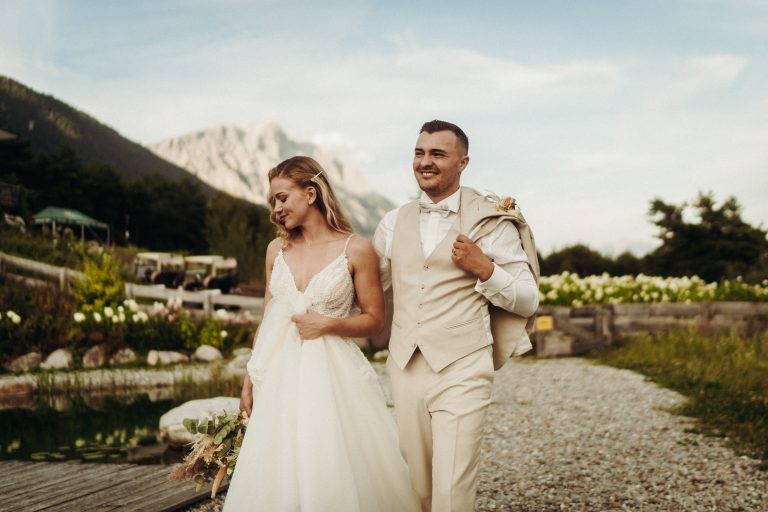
[0,76,215,194]
[149,122,393,236]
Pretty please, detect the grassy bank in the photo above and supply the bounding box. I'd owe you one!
[596,329,768,468]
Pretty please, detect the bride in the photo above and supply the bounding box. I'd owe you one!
[223,156,419,511]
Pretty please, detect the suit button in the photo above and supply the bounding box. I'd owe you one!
[418,304,423,309]
[423,265,429,270]
[411,343,416,348]
[420,284,425,290]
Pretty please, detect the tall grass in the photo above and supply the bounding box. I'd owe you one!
[598,329,768,467]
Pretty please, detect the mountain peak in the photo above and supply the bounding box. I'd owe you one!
[148,122,389,235]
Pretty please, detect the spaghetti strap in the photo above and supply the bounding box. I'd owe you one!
[342,234,355,254]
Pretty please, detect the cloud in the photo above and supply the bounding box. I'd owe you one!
[2,2,766,254]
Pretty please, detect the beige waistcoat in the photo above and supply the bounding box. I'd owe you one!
[389,187,540,372]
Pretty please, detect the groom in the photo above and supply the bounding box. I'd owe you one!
[373,120,540,511]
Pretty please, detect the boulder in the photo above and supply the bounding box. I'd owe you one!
[158,396,240,446]
[3,352,42,373]
[109,348,138,366]
[227,353,251,371]
[40,349,73,370]
[193,345,223,362]
[231,347,252,358]
[82,344,109,369]
[535,331,578,358]
[147,350,189,366]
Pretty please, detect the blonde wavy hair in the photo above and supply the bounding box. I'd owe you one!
[268,156,354,241]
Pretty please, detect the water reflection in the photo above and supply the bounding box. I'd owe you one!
[1,377,242,464]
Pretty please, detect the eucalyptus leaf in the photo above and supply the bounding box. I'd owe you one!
[183,418,198,434]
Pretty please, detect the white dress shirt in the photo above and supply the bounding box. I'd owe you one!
[372,188,539,319]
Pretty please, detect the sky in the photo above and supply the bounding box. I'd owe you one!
[2,0,767,255]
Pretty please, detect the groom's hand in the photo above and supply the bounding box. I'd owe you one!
[291,310,330,340]
[452,234,494,282]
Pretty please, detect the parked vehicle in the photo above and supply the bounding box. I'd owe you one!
[133,252,185,288]
[183,255,238,293]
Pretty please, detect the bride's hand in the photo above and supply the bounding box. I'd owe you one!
[240,376,253,417]
[291,310,331,340]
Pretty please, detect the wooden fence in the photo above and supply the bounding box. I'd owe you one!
[0,251,85,290]
[0,251,263,320]
[535,302,768,357]
[124,283,263,319]
[4,251,768,350]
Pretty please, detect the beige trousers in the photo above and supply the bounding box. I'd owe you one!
[387,346,495,512]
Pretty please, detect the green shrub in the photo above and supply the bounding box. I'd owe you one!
[72,254,125,312]
[0,276,75,360]
[198,319,228,351]
[0,224,86,269]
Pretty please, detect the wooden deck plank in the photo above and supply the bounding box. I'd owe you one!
[0,461,213,512]
[102,480,219,512]
[0,460,81,493]
[32,466,166,512]
[53,476,173,512]
[110,478,228,512]
[153,483,229,512]
[44,467,172,511]
[4,464,150,511]
[0,462,109,498]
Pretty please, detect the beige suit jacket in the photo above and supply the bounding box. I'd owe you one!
[457,187,540,369]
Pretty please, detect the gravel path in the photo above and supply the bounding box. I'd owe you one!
[183,358,768,511]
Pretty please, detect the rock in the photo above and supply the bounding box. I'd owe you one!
[373,349,389,361]
[158,396,240,446]
[193,345,223,362]
[147,350,189,366]
[231,347,252,357]
[3,352,42,373]
[109,348,138,366]
[227,353,251,371]
[535,331,577,358]
[40,349,73,370]
[82,344,108,369]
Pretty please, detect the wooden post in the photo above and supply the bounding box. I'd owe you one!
[59,268,66,290]
[203,291,213,319]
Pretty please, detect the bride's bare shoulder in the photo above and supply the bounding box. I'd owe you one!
[345,234,377,263]
[266,237,284,262]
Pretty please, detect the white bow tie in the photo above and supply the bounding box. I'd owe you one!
[418,202,453,217]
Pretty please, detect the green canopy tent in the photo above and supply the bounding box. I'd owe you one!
[33,206,111,245]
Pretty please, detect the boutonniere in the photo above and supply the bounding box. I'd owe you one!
[482,191,517,212]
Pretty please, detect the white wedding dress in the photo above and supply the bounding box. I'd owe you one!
[223,240,419,511]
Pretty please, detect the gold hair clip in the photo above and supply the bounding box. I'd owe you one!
[311,169,324,181]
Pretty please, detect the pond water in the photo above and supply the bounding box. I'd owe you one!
[1,377,242,465]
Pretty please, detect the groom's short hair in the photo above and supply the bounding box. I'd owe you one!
[420,120,469,155]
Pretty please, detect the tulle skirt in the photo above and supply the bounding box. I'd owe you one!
[223,298,419,511]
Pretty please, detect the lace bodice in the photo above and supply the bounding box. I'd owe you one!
[269,243,356,318]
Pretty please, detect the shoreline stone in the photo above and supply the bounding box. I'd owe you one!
[193,345,223,363]
[83,344,108,369]
[40,349,73,370]
[110,348,138,366]
[3,352,41,373]
[148,350,189,366]
[158,397,240,446]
